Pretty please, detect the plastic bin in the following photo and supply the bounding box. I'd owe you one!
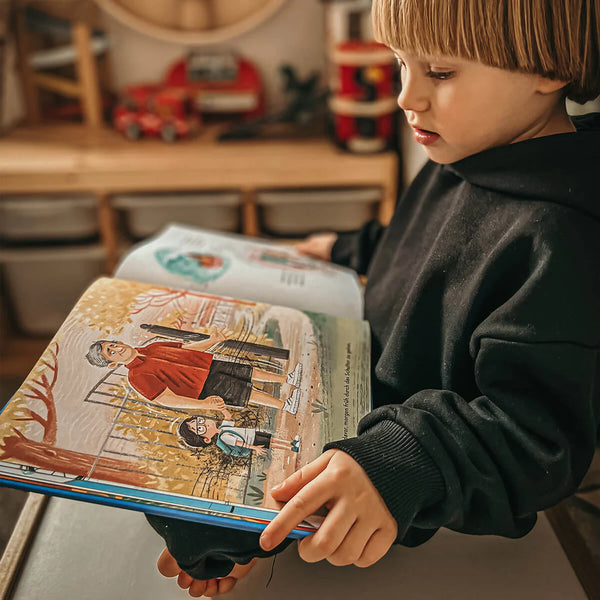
[0,196,98,242]
[0,244,106,335]
[257,188,380,235]
[113,192,241,238]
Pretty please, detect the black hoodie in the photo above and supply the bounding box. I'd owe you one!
[328,113,600,545]
[147,115,600,579]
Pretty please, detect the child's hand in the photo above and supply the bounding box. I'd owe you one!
[295,233,338,261]
[251,444,267,456]
[201,395,226,412]
[157,547,257,597]
[260,449,397,567]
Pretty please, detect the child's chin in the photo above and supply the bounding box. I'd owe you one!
[425,147,471,164]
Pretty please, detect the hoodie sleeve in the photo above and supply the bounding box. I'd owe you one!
[326,210,600,545]
[330,219,386,275]
[326,336,599,545]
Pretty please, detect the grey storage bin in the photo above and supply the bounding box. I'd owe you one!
[258,188,380,235]
[113,192,241,238]
[0,244,106,335]
[0,195,98,242]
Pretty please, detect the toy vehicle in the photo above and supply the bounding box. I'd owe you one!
[165,52,265,120]
[113,52,264,142]
[113,84,200,142]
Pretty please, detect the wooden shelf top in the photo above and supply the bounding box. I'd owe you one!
[0,123,398,194]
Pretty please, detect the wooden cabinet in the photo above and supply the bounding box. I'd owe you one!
[0,123,398,270]
[0,123,398,375]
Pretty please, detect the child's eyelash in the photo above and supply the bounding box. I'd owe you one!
[427,70,454,80]
[395,59,453,81]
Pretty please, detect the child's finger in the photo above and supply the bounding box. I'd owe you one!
[216,576,238,595]
[325,519,375,567]
[261,469,334,550]
[355,527,397,568]
[297,500,356,563]
[177,570,193,589]
[156,548,181,577]
[188,579,208,597]
[269,450,334,501]
[202,578,219,597]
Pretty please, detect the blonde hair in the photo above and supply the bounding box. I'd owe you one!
[372,0,600,103]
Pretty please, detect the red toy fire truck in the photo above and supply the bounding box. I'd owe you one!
[113,52,264,142]
[113,85,199,142]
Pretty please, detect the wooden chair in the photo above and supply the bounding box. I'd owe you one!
[14,0,104,127]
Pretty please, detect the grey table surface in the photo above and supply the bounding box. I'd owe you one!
[9,496,587,600]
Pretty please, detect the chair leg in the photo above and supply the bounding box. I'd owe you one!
[14,8,41,123]
[72,20,102,127]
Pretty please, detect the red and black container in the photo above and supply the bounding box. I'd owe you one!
[329,40,398,153]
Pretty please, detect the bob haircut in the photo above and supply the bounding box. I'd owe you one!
[178,416,210,449]
[372,0,600,103]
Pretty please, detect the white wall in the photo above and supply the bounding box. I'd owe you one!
[99,0,327,112]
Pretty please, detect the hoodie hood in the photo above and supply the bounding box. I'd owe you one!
[444,113,600,221]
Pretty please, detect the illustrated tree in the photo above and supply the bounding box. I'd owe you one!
[0,342,155,487]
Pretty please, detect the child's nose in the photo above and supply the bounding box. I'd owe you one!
[397,73,429,113]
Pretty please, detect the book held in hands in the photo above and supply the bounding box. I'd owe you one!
[0,225,370,538]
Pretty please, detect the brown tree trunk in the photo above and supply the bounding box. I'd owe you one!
[1,434,155,488]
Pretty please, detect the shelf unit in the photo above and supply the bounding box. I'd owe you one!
[0,122,398,377]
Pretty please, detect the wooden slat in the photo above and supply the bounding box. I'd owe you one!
[14,9,41,123]
[546,503,600,600]
[72,21,103,127]
[32,73,81,97]
[96,192,120,273]
[0,494,48,600]
[241,188,259,237]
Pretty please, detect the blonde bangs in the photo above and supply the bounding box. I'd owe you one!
[372,0,600,103]
[372,0,509,62]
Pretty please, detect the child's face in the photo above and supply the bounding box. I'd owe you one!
[393,52,567,164]
[187,416,218,441]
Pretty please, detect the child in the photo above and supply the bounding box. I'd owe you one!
[148,0,600,596]
[178,414,301,455]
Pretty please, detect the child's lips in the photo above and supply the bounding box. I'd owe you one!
[412,127,440,146]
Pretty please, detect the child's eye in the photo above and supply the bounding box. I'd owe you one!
[427,70,454,80]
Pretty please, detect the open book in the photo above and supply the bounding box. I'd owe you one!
[0,225,370,538]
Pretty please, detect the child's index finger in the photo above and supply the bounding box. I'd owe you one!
[270,450,333,500]
[260,472,333,551]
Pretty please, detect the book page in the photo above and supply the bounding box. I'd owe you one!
[114,224,363,320]
[0,278,370,537]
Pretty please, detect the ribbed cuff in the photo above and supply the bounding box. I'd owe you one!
[146,513,293,580]
[330,219,384,274]
[324,420,445,538]
[331,232,357,267]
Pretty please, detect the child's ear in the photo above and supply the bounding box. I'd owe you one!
[109,361,117,369]
[203,435,212,444]
[536,76,570,95]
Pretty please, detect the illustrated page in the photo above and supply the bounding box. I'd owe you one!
[114,224,363,320]
[0,278,370,536]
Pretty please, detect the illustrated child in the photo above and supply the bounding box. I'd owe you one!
[86,328,303,414]
[155,248,230,285]
[178,414,301,455]
[148,0,600,596]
